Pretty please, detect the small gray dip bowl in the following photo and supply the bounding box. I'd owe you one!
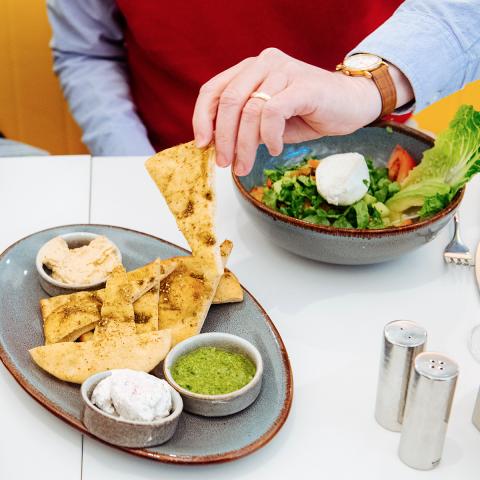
[164,332,263,417]
[36,231,122,296]
[233,122,463,265]
[81,370,183,448]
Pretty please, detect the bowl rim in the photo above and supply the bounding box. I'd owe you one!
[232,121,464,238]
[80,370,184,426]
[35,231,122,289]
[163,332,264,401]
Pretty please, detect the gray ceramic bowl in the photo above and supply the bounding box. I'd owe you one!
[164,332,263,417]
[81,370,183,448]
[35,231,122,296]
[233,122,463,265]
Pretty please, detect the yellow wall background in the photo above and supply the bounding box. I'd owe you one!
[0,0,87,154]
[415,81,480,133]
[0,0,479,154]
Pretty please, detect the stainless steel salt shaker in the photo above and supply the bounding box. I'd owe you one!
[398,352,458,470]
[375,320,427,431]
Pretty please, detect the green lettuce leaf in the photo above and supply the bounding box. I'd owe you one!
[303,212,330,226]
[353,200,369,229]
[333,216,353,228]
[418,193,452,219]
[367,207,385,229]
[262,188,278,210]
[387,105,480,215]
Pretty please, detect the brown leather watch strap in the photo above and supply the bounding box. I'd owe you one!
[371,64,397,118]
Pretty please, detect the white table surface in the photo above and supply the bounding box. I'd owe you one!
[1,154,480,479]
[0,156,89,480]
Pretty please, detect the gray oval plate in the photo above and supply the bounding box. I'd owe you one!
[0,225,293,464]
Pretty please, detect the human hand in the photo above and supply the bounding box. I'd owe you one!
[193,48,412,175]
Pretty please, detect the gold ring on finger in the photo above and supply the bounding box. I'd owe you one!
[250,91,272,101]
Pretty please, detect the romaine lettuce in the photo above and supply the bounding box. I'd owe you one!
[387,105,480,214]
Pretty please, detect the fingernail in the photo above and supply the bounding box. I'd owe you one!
[195,135,208,148]
[234,163,248,176]
[268,144,283,157]
[216,154,229,168]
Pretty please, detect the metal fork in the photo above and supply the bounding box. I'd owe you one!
[443,213,474,266]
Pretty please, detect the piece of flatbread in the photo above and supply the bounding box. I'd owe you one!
[78,331,94,342]
[157,251,231,346]
[156,239,234,343]
[145,141,223,275]
[40,290,101,335]
[41,259,174,344]
[76,267,241,341]
[95,265,136,338]
[40,259,165,320]
[43,292,103,345]
[29,329,171,384]
[31,264,172,383]
[133,281,160,334]
[213,269,243,304]
[126,258,166,302]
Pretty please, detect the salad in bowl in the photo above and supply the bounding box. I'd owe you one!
[250,105,480,230]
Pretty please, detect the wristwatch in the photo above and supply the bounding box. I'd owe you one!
[336,53,397,118]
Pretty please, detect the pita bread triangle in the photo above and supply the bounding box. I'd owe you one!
[213,269,243,304]
[30,264,171,383]
[157,250,231,346]
[133,282,160,334]
[94,265,136,338]
[41,259,175,344]
[145,141,223,276]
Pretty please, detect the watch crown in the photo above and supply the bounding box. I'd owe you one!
[335,64,343,71]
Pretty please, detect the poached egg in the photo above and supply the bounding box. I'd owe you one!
[315,152,369,206]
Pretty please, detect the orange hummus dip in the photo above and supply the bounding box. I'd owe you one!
[40,236,121,285]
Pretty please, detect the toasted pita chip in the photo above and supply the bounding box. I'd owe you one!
[213,269,243,304]
[29,329,171,384]
[74,268,241,342]
[214,240,242,303]
[73,242,240,339]
[32,264,172,383]
[42,259,175,344]
[220,239,233,260]
[40,291,101,328]
[126,258,165,301]
[40,259,167,319]
[158,251,229,346]
[145,141,223,275]
[78,331,94,342]
[44,295,102,345]
[95,265,135,338]
[157,241,241,337]
[133,281,160,334]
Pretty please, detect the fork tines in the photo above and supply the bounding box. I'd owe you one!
[443,252,474,266]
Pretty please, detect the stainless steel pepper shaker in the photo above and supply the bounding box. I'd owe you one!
[398,352,459,470]
[375,320,427,431]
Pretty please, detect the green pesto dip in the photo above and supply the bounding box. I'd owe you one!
[171,346,256,395]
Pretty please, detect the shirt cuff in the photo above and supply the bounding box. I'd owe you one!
[349,10,466,112]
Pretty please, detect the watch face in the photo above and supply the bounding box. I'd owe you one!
[344,54,382,72]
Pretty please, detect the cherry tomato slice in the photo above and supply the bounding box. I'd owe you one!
[387,145,416,183]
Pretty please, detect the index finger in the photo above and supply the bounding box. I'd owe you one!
[193,58,254,149]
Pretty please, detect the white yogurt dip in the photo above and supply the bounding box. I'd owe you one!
[91,370,172,422]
